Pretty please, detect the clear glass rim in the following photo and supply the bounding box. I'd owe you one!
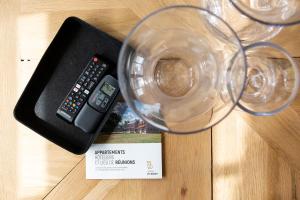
[229,0,300,26]
[237,41,300,116]
[117,5,248,134]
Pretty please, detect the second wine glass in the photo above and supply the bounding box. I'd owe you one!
[201,0,282,44]
[230,0,300,26]
[236,42,300,115]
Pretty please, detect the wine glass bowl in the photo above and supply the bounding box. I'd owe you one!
[118,5,247,133]
[230,0,300,25]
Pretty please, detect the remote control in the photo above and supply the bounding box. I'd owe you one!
[56,55,109,123]
[74,75,119,133]
[88,75,119,112]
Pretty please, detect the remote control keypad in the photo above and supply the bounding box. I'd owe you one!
[57,56,108,123]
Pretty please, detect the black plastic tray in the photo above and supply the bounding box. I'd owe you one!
[14,17,122,154]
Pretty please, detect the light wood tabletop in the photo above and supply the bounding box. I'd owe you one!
[0,0,300,199]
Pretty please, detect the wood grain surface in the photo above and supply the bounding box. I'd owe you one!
[0,0,300,199]
[213,112,298,200]
[0,1,18,199]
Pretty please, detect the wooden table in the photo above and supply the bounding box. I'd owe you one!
[0,0,299,199]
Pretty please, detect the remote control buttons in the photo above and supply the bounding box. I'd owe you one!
[75,84,81,89]
[84,89,89,95]
[101,97,110,108]
[56,55,112,124]
[87,75,119,113]
[87,81,95,90]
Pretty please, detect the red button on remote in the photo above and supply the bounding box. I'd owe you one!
[93,57,98,62]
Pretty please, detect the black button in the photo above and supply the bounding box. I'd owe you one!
[104,97,109,103]
[87,81,95,90]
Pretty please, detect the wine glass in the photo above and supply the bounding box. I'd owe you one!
[201,0,282,44]
[117,5,247,134]
[236,42,300,115]
[229,0,300,26]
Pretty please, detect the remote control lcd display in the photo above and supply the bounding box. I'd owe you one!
[101,82,115,96]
